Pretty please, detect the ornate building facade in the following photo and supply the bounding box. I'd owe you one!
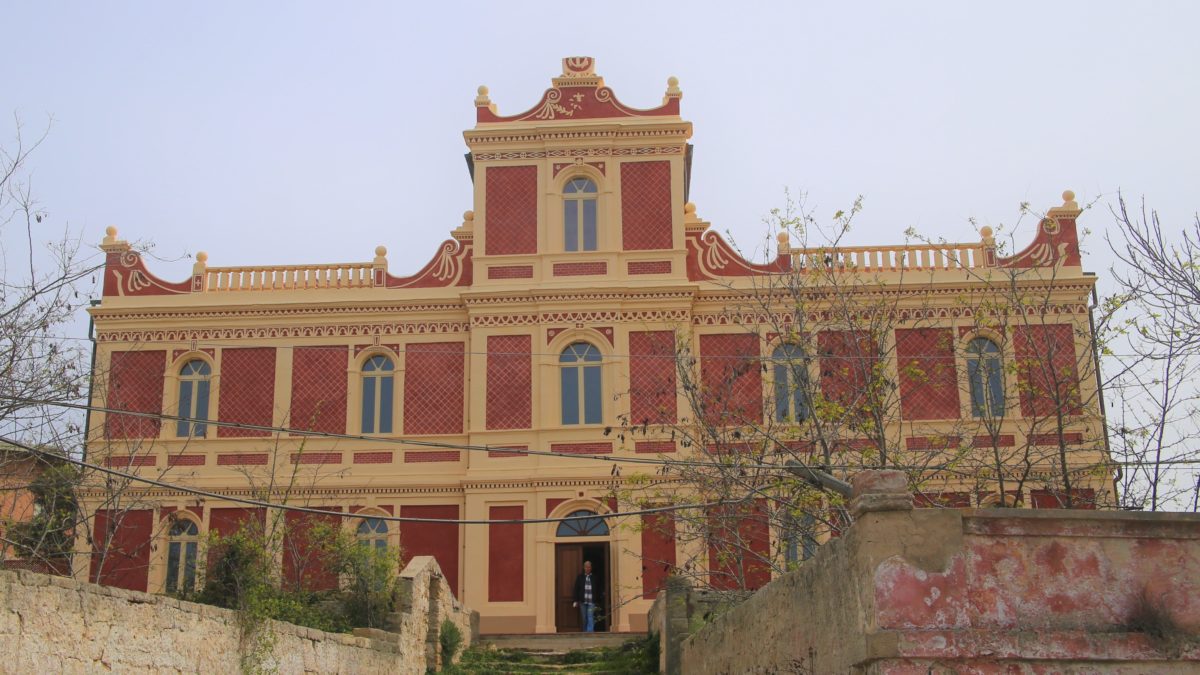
[81,57,1109,634]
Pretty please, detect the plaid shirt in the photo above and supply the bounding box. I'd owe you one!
[583,574,593,604]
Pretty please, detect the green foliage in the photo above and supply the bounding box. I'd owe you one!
[439,618,463,668]
[8,464,80,560]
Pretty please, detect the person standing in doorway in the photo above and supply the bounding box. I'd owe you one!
[572,560,600,632]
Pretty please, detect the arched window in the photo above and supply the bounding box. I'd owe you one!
[560,342,602,425]
[556,510,610,537]
[361,355,394,434]
[967,337,1005,417]
[771,344,810,423]
[176,359,212,437]
[563,177,598,252]
[165,518,199,594]
[356,517,389,551]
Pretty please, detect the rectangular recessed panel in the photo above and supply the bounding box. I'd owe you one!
[485,166,538,255]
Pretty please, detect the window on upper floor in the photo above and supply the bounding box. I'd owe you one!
[361,355,395,434]
[176,359,212,437]
[966,337,1005,417]
[165,517,199,595]
[563,177,598,252]
[560,342,602,425]
[356,517,389,551]
[771,344,811,423]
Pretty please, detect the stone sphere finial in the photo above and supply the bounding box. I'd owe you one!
[776,232,789,244]
[979,226,993,239]
[668,76,679,87]
[105,225,118,238]
[1063,190,1075,203]
[375,246,387,258]
[196,251,208,263]
[665,76,682,99]
[684,202,696,215]
[477,85,488,96]
[463,210,475,222]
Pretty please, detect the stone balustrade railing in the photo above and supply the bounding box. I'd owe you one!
[787,242,984,272]
[205,262,376,291]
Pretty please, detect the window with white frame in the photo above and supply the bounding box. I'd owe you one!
[966,337,1005,417]
[165,518,199,594]
[563,177,598,252]
[361,355,395,433]
[176,359,211,437]
[560,342,602,425]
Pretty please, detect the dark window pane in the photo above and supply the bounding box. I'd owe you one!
[362,377,376,432]
[561,367,580,425]
[583,200,597,251]
[564,200,579,251]
[583,365,602,424]
[166,542,180,593]
[379,376,394,433]
[177,380,193,437]
[183,542,197,591]
[194,380,210,436]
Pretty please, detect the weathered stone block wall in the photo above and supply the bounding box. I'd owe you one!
[0,555,478,674]
[677,472,1200,674]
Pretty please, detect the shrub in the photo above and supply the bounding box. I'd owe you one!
[439,618,463,667]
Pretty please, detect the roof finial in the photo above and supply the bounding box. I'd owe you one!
[474,85,495,114]
[561,56,596,78]
[664,75,682,102]
[1061,189,1078,209]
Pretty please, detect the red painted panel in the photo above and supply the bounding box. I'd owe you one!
[552,261,607,276]
[104,350,165,439]
[104,455,156,468]
[549,442,611,455]
[485,166,538,255]
[283,508,343,592]
[217,347,276,437]
[546,498,568,517]
[621,161,673,250]
[895,328,960,420]
[290,452,342,465]
[486,335,532,430]
[819,330,881,418]
[353,451,393,464]
[89,509,153,591]
[487,265,534,279]
[641,513,676,599]
[403,342,465,435]
[403,451,461,463]
[635,441,676,454]
[216,453,268,466]
[167,454,206,466]
[629,330,678,425]
[699,334,762,425]
[209,508,266,538]
[289,346,347,434]
[400,505,461,598]
[1030,488,1097,509]
[1015,324,1082,417]
[489,445,528,458]
[707,499,770,591]
[488,505,524,602]
[628,260,671,275]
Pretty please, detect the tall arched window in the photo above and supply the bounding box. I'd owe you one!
[560,342,602,425]
[771,344,810,423]
[165,518,199,594]
[967,337,1005,417]
[356,517,389,551]
[556,510,610,537]
[361,355,395,434]
[176,360,212,437]
[563,177,598,252]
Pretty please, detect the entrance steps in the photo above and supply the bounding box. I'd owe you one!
[447,633,652,674]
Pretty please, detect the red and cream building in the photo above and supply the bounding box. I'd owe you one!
[82,57,1108,634]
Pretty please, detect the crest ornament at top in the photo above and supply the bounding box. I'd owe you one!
[562,56,595,77]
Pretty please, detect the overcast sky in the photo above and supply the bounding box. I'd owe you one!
[4,1,1198,289]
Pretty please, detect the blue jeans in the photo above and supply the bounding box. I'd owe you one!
[579,602,595,632]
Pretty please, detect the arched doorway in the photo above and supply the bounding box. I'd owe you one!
[553,509,611,632]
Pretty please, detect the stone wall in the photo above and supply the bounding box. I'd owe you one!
[666,470,1200,674]
[0,556,476,674]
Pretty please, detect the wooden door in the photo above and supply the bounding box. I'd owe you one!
[555,544,583,632]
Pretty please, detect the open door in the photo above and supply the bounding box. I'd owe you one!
[555,542,610,632]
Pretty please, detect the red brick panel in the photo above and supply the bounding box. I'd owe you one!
[217,347,276,438]
[1030,488,1097,509]
[282,508,343,592]
[289,346,348,434]
[905,436,962,451]
[403,342,465,435]
[641,513,676,599]
[895,328,960,421]
[103,455,157,468]
[971,434,1017,447]
[1030,432,1085,445]
[635,441,676,454]
[216,453,269,466]
[400,505,461,599]
[105,350,165,439]
[699,334,762,425]
[487,265,534,279]
[486,335,532,430]
[620,161,673,250]
[167,455,206,467]
[552,261,607,276]
[628,260,671,275]
[549,442,612,455]
[290,452,342,465]
[629,330,678,426]
[1014,324,1082,418]
[89,508,153,591]
[819,330,881,418]
[488,445,528,458]
[485,166,538,255]
[488,505,524,602]
[404,451,461,463]
[353,451,393,464]
[707,499,771,591]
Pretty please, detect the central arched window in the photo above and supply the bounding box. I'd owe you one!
[176,359,212,437]
[165,518,199,594]
[361,355,395,434]
[356,517,389,551]
[563,177,598,252]
[966,337,1005,417]
[560,342,602,425]
[556,510,610,537]
[771,344,811,423]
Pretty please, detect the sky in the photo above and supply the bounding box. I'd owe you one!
[4,1,1199,299]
